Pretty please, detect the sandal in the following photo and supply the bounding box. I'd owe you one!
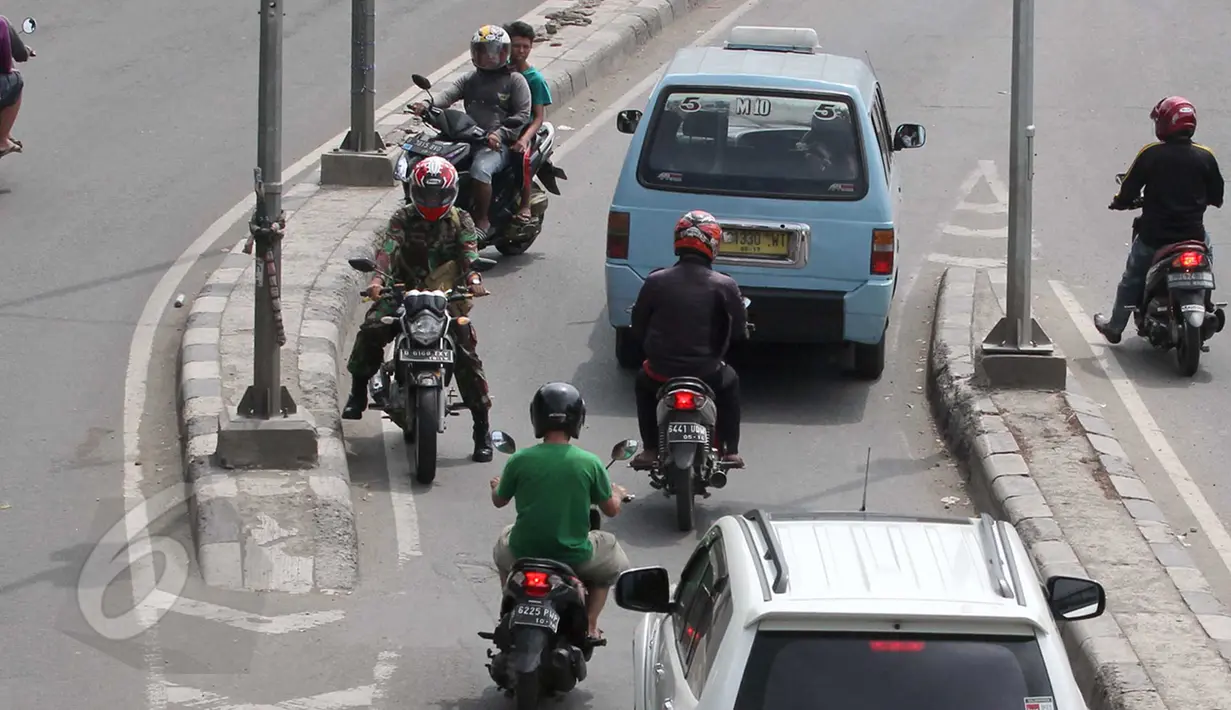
[513,212,534,223]
[0,140,21,158]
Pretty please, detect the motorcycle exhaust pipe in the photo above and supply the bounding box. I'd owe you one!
[710,471,728,489]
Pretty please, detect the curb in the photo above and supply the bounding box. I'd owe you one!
[927,266,1231,710]
[177,0,706,591]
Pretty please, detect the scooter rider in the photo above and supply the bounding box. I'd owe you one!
[489,382,633,641]
[408,25,532,237]
[1094,96,1225,344]
[629,210,747,470]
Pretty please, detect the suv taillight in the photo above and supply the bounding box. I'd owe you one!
[608,211,630,260]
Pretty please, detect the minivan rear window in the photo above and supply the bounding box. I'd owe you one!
[734,631,1055,710]
[637,89,868,200]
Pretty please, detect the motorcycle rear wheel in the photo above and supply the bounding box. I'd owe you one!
[670,464,695,532]
[515,670,541,710]
[1177,322,1202,377]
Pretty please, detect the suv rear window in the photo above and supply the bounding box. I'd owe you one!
[637,89,868,200]
[734,631,1055,710]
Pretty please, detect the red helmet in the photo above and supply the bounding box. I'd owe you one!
[409,156,459,221]
[1150,96,1197,140]
[673,210,724,261]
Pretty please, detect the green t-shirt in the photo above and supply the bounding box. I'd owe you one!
[521,66,553,107]
[496,442,611,566]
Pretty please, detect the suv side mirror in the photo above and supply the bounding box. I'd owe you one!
[616,109,643,135]
[1045,575,1106,621]
[892,123,926,151]
[614,566,673,613]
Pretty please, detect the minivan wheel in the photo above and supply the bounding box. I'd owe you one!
[614,327,642,370]
[852,334,886,381]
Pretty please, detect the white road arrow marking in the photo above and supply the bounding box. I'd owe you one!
[165,650,399,709]
[141,588,345,635]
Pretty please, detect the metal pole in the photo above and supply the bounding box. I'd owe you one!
[982,0,1054,355]
[349,0,376,152]
[239,0,288,418]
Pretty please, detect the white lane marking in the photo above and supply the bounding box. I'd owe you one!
[380,416,423,562]
[927,253,1006,269]
[118,0,594,703]
[943,225,1008,238]
[164,649,399,709]
[140,588,345,634]
[1049,279,1231,576]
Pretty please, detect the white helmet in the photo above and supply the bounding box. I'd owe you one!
[470,25,511,71]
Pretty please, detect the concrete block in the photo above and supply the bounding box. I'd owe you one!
[320,150,394,187]
[216,407,320,469]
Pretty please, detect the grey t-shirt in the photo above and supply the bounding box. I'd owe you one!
[431,68,531,145]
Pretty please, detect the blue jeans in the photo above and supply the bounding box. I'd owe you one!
[1108,229,1213,332]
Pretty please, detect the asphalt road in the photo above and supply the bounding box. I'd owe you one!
[0,1,546,707]
[920,0,1231,604]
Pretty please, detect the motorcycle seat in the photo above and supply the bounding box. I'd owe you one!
[657,376,716,400]
[1153,240,1208,265]
[511,557,580,579]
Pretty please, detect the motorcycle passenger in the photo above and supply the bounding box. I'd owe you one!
[342,156,495,463]
[629,210,747,470]
[408,25,532,237]
[0,15,34,157]
[490,382,633,641]
[1095,96,1225,344]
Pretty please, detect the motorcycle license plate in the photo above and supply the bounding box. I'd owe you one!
[404,138,448,157]
[511,602,559,632]
[1167,271,1215,289]
[399,348,454,363]
[666,422,707,444]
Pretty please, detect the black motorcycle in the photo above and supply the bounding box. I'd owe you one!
[347,256,493,483]
[394,73,567,257]
[630,298,752,531]
[479,430,637,709]
[1113,173,1226,376]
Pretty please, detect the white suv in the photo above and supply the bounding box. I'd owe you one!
[614,510,1106,710]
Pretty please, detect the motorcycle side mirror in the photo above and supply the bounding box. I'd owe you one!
[742,297,751,309]
[472,257,497,273]
[490,430,517,455]
[21,17,36,33]
[348,257,378,273]
[610,439,639,461]
[411,74,432,91]
[1115,173,1126,185]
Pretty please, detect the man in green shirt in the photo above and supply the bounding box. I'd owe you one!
[505,21,553,224]
[490,382,632,640]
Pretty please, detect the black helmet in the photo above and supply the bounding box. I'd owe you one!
[530,382,587,438]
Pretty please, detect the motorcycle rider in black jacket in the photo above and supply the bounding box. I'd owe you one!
[1094,96,1224,344]
[629,210,747,470]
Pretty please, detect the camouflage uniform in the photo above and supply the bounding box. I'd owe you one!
[343,204,493,459]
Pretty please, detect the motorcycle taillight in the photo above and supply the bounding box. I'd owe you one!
[524,571,551,597]
[670,391,701,410]
[1174,251,1205,269]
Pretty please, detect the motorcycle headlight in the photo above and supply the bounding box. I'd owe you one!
[407,312,445,346]
[394,153,410,182]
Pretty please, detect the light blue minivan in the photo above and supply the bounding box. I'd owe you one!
[605,26,926,379]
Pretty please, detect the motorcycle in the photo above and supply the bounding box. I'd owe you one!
[630,297,753,531]
[395,73,568,257]
[1113,173,1226,376]
[346,255,494,483]
[479,429,637,708]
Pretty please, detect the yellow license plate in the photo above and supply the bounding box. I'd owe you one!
[722,229,792,257]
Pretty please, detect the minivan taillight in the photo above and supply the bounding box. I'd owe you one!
[608,211,630,260]
[871,228,894,275]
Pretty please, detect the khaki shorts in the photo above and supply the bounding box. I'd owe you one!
[493,523,631,588]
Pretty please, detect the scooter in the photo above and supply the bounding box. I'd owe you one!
[479,430,637,708]
[1113,173,1226,376]
[395,73,568,257]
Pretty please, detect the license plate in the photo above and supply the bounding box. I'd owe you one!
[721,229,791,257]
[399,348,454,363]
[666,422,708,443]
[405,138,447,157]
[1168,271,1215,288]
[511,602,559,632]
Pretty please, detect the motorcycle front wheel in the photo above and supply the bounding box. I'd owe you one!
[413,388,440,484]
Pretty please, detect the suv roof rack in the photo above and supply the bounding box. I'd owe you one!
[977,514,1015,599]
[742,509,789,594]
